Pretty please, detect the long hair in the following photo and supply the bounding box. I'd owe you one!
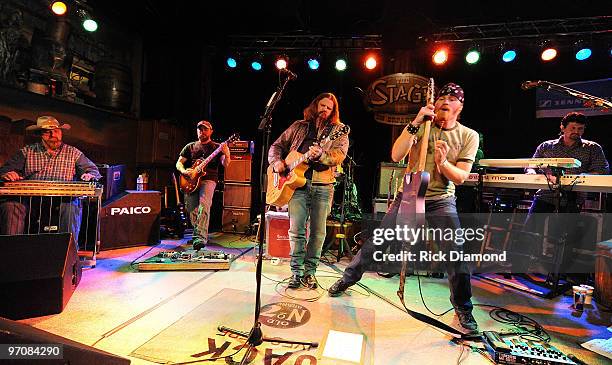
[303,93,340,124]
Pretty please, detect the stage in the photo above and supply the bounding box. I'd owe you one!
[11,232,611,365]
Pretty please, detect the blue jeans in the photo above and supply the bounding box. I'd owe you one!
[0,197,83,249]
[288,181,333,276]
[185,180,216,245]
[342,194,473,312]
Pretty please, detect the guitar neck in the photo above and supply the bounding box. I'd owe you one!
[287,151,310,171]
[196,142,226,173]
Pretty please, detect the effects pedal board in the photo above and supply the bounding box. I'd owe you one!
[482,331,576,365]
[138,249,233,271]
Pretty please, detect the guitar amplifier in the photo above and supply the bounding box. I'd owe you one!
[222,208,251,233]
[377,162,406,198]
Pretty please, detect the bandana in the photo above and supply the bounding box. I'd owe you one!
[438,83,464,103]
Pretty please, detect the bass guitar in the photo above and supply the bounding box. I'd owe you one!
[266,125,350,207]
[397,77,434,302]
[179,133,239,194]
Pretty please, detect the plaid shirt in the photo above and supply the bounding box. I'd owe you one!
[532,136,609,175]
[0,143,101,181]
[531,136,609,202]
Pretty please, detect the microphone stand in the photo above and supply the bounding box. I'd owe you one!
[534,81,612,109]
[217,74,318,365]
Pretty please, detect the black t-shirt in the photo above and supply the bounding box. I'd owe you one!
[297,121,328,180]
[180,141,222,181]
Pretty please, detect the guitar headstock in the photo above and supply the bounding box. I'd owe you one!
[322,125,350,143]
[225,133,240,144]
[426,77,435,105]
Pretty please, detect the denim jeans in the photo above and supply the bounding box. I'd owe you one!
[0,197,83,249]
[342,194,473,312]
[185,180,216,245]
[288,181,333,277]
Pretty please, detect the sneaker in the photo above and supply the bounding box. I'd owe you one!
[303,274,318,289]
[287,275,303,289]
[328,279,352,297]
[456,310,478,331]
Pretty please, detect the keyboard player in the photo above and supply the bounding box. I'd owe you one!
[526,112,609,213]
[0,116,101,247]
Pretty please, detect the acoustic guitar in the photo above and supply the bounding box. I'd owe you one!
[266,125,350,207]
[179,133,239,194]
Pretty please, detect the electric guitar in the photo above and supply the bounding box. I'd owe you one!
[179,133,239,194]
[266,125,350,207]
[397,77,434,303]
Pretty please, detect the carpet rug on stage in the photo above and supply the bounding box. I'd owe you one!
[208,232,256,249]
[131,288,375,364]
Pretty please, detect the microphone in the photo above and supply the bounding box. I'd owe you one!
[280,68,297,80]
[521,80,541,90]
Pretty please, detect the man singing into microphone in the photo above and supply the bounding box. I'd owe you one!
[268,93,349,289]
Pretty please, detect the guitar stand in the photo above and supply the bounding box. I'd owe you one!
[322,158,354,262]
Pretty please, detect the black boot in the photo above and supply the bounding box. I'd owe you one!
[288,275,302,289]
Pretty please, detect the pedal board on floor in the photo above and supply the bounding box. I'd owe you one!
[482,331,577,365]
[137,249,233,271]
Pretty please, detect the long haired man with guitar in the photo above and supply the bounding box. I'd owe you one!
[268,93,349,289]
[176,120,231,250]
[328,83,481,332]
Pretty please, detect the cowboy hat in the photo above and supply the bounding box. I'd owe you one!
[25,116,71,131]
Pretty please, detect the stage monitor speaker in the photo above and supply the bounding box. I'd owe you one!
[0,233,81,320]
[100,190,161,250]
[223,183,252,208]
[224,154,252,183]
[0,317,130,365]
[222,208,250,233]
[97,164,126,201]
[377,162,406,198]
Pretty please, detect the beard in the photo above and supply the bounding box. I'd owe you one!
[44,139,62,150]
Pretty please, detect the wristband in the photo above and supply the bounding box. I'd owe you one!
[405,123,419,135]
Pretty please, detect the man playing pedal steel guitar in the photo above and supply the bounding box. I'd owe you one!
[176,120,231,250]
[328,83,481,331]
[0,116,101,247]
[268,93,349,289]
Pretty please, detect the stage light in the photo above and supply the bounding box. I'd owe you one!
[307,57,320,70]
[275,57,288,70]
[464,44,481,65]
[502,50,517,62]
[335,58,347,71]
[574,41,592,61]
[83,19,98,32]
[432,48,448,65]
[364,55,377,70]
[251,53,263,71]
[251,60,262,71]
[51,1,67,15]
[76,9,98,32]
[226,57,237,68]
[540,41,558,62]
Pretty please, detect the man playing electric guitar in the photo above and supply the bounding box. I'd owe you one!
[176,120,231,250]
[328,83,481,332]
[268,93,349,289]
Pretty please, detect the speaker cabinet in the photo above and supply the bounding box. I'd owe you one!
[224,154,252,183]
[223,183,252,208]
[0,317,130,365]
[222,208,250,233]
[377,162,407,198]
[97,164,126,201]
[265,211,291,258]
[100,190,161,250]
[0,233,81,320]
